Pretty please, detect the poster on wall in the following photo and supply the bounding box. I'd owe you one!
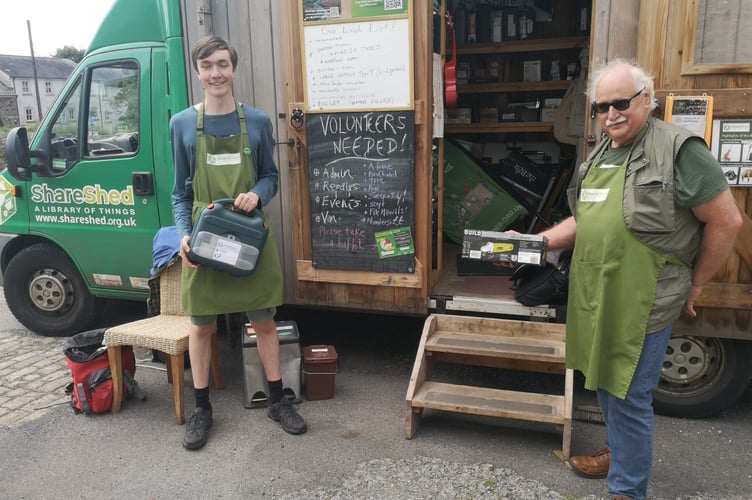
[303,0,342,22]
[303,18,412,111]
[664,95,713,145]
[350,0,409,17]
[710,119,752,187]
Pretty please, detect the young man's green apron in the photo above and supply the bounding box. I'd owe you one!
[567,142,672,398]
[181,102,283,315]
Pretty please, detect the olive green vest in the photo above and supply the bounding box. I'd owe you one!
[567,118,701,330]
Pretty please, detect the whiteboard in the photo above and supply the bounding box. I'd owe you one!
[303,18,412,111]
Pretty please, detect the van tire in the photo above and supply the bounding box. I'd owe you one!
[4,243,96,337]
[653,336,752,418]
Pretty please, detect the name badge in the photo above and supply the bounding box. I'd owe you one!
[599,163,620,169]
[206,153,241,166]
[580,188,609,202]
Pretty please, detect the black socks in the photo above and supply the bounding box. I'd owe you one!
[268,379,283,404]
[195,386,211,411]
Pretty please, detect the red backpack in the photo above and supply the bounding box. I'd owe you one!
[63,329,143,414]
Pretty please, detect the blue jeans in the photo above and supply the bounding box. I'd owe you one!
[596,325,672,500]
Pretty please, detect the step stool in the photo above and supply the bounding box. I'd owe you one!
[404,313,573,459]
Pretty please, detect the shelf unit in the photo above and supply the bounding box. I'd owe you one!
[447,36,588,135]
[440,1,591,232]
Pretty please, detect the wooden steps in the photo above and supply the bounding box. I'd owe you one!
[405,314,572,458]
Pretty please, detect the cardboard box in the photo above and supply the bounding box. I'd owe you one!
[478,107,499,123]
[461,229,546,265]
[540,107,558,122]
[445,108,472,124]
[441,140,528,244]
[523,60,542,82]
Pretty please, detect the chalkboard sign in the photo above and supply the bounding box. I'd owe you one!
[306,110,415,272]
[303,19,412,111]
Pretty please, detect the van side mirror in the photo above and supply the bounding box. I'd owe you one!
[4,126,54,180]
[4,127,31,180]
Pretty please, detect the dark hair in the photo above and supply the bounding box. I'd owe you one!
[190,35,238,72]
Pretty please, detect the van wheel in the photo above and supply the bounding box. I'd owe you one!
[653,336,752,418]
[4,243,96,337]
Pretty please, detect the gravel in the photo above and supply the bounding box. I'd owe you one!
[275,456,604,500]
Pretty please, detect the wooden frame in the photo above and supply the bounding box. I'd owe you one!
[682,0,752,76]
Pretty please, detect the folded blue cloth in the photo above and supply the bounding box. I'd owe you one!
[151,226,180,275]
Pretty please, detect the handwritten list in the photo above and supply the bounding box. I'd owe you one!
[306,111,415,272]
[303,19,411,111]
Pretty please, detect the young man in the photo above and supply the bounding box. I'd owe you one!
[170,35,307,450]
[540,60,741,500]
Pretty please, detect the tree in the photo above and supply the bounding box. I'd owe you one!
[54,46,85,63]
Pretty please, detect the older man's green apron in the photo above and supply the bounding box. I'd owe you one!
[567,144,670,398]
[181,102,283,315]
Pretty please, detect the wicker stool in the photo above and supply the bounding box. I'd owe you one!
[105,261,223,424]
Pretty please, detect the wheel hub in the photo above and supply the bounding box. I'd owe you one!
[661,336,716,384]
[28,269,74,313]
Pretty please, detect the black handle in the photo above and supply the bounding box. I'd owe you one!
[210,198,262,218]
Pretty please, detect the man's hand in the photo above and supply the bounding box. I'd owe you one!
[179,234,198,268]
[683,284,704,318]
[233,191,260,212]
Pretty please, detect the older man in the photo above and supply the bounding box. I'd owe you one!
[539,59,741,500]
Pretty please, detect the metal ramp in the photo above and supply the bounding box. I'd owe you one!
[405,313,573,459]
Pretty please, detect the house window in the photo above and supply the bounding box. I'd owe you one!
[22,81,30,93]
[45,81,53,95]
[684,0,752,74]
[25,107,33,122]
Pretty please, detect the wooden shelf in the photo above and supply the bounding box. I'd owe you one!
[458,80,572,94]
[457,36,589,55]
[445,122,554,134]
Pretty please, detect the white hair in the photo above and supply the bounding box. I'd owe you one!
[587,58,657,111]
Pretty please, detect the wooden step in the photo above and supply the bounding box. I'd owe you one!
[423,314,567,373]
[405,314,573,458]
[426,314,566,344]
[426,329,565,364]
[412,380,568,426]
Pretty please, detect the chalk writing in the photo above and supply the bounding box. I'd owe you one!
[306,111,415,272]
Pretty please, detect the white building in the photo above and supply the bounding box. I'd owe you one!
[0,54,76,127]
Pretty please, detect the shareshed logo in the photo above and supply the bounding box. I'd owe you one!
[0,176,17,225]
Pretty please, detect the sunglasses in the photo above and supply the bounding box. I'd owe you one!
[591,87,646,114]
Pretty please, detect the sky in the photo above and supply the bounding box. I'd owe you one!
[1,0,116,57]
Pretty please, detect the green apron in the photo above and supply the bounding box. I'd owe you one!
[566,144,669,398]
[180,102,283,315]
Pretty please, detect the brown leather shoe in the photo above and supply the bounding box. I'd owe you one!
[611,496,632,500]
[569,447,609,478]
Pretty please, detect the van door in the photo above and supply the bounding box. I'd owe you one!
[27,48,161,296]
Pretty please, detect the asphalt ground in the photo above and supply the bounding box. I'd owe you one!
[1,295,751,499]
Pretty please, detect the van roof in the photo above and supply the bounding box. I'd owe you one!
[87,0,183,53]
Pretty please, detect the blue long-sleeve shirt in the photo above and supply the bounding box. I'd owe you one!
[169,103,279,237]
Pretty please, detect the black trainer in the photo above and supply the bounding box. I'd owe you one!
[267,398,307,435]
[182,407,213,450]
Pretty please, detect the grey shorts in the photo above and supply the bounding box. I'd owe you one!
[190,307,277,326]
